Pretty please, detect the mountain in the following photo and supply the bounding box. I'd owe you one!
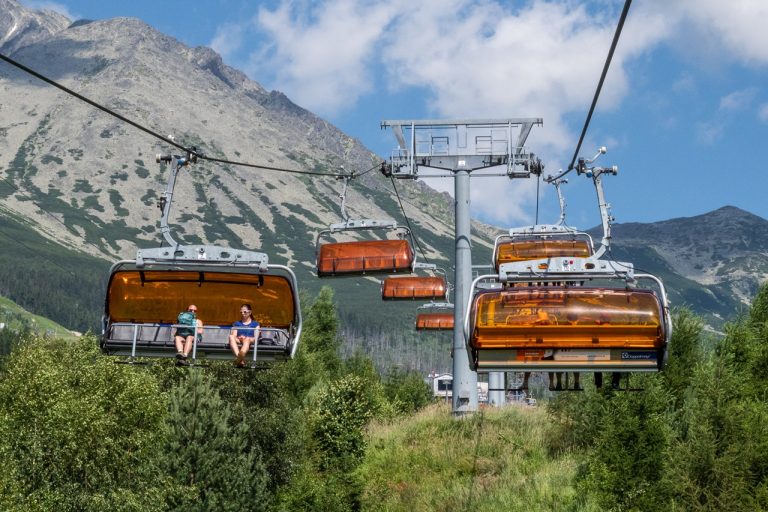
[590,205,768,327]
[0,0,69,54]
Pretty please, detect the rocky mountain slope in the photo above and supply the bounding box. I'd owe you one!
[0,0,502,339]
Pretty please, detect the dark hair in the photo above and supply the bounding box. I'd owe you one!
[240,304,252,311]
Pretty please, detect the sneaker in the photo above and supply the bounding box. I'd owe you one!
[176,358,189,367]
[235,360,246,368]
[175,352,185,360]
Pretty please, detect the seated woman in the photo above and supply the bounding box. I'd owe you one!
[228,303,260,367]
[174,304,203,366]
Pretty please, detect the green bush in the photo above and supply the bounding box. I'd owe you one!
[0,335,169,511]
[383,367,433,415]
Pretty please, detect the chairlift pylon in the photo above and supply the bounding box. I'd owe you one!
[101,150,302,364]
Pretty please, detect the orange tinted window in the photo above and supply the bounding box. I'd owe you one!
[382,276,447,300]
[107,270,295,327]
[416,312,454,330]
[495,239,592,269]
[471,287,663,349]
[317,240,414,276]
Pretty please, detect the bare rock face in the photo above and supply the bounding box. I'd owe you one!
[0,0,70,54]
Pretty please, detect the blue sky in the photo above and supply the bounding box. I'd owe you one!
[20,0,768,230]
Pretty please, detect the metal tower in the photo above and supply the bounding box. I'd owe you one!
[382,118,543,415]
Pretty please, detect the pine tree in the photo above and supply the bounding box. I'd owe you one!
[298,286,343,380]
[163,371,270,512]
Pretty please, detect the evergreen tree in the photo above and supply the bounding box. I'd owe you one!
[383,366,433,414]
[299,286,342,380]
[576,377,674,511]
[663,308,705,408]
[163,371,270,512]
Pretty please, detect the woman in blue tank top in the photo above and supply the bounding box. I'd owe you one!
[228,303,260,367]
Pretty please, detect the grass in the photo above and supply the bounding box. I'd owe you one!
[358,403,599,511]
[0,296,75,338]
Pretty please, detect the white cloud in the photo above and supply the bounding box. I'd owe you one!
[210,22,245,61]
[671,73,695,93]
[231,0,768,224]
[678,0,768,65]
[758,103,768,123]
[23,1,77,20]
[248,0,403,116]
[719,88,758,111]
[696,122,723,145]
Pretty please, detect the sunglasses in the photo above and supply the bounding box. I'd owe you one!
[188,309,198,312]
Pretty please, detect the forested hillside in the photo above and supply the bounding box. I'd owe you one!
[3,283,768,510]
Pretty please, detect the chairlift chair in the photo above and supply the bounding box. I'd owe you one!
[101,151,302,364]
[493,225,595,271]
[415,302,455,331]
[381,263,447,301]
[316,173,415,277]
[467,149,671,374]
[465,253,671,373]
[492,179,594,271]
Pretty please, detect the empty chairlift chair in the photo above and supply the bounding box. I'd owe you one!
[381,263,447,301]
[415,302,455,331]
[316,221,415,277]
[316,173,415,277]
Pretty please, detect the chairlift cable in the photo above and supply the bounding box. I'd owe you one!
[550,0,632,182]
[0,53,347,178]
[388,176,430,265]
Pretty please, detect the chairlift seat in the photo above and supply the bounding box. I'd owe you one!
[471,286,664,349]
[104,323,290,360]
[416,312,454,330]
[316,239,414,277]
[382,276,447,300]
[495,239,592,270]
[101,267,300,362]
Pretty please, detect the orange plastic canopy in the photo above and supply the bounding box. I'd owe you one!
[471,287,664,349]
[495,239,592,270]
[317,239,414,276]
[382,276,447,300]
[416,312,454,331]
[107,270,295,328]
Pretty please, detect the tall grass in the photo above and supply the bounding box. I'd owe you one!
[358,403,600,511]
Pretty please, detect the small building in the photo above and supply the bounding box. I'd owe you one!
[432,373,452,399]
[430,373,488,402]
